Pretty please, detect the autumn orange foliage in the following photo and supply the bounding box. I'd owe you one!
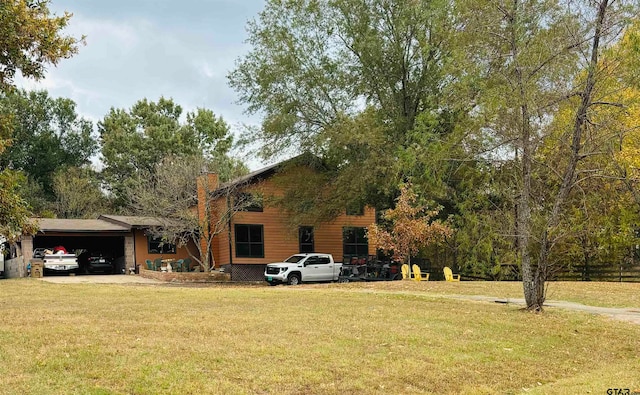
[367,183,452,264]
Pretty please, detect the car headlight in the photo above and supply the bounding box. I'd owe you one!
[280,267,288,273]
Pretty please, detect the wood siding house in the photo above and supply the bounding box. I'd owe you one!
[15,216,196,276]
[99,215,197,270]
[200,158,376,280]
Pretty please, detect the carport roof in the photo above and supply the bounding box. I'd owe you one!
[98,215,165,228]
[34,218,130,232]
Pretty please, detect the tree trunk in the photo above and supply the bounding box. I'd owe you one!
[507,0,543,311]
[533,0,609,307]
[513,0,610,311]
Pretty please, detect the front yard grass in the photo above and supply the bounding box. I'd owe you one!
[0,279,638,394]
[320,280,640,308]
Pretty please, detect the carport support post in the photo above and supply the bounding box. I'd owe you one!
[18,236,34,278]
[21,236,33,262]
[124,235,135,274]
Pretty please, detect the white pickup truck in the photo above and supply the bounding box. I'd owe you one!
[264,253,342,285]
[42,253,79,274]
[34,248,79,274]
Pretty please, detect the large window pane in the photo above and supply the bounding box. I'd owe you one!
[236,244,250,257]
[250,244,263,257]
[343,227,368,258]
[235,224,264,258]
[235,226,249,242]
[147,235,176,254]
[249,226,262,241]
[343,228,356,243]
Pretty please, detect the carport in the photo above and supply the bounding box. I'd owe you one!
[20,219,135,274]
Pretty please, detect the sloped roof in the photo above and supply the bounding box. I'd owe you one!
[34,218,130,233]
[99,215,166,228]
[216,162,280,191]
[216,152,323,191]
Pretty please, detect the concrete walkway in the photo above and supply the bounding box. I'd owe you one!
[39,274,162,284]
[449,294,640,325]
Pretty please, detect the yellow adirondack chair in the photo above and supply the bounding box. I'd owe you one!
[401,264,410,280]
[443,266,460,282]
[411,264,429,281]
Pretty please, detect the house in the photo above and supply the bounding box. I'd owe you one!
[200,156,377,281]
[10,156,376,281]
[99,215,197,270]
[11,216,195,277]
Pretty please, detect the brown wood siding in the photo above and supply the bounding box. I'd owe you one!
[133,228,195,266]
[214,221,230,267]
[209,197,231,268]
[212,177,376,265]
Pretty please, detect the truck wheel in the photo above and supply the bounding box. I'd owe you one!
[268,282,278,286]
[287,273,301,285]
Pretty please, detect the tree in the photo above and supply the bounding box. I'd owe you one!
[0,89,97,199]
[99,97,239,205]
[457,0,636,310]
[17,175,55,217]
[0,0,82,239]
[124,155,249,272]
[0,169,35,239]
[367,183,452,268]
[229,0,457,212]
[0,0,82,90]
[598,22,640,211]
[52,167,109,219]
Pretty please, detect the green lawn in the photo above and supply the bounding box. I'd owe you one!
[0,279,638,394]
[320,280,640,308]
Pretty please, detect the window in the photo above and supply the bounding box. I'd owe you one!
[299,226,314,253]
[235,224,264,258]
[317,256,331,264]
[346,203,364,216]
[237,192,263,212]
[305,256,318,265]
[147,236,176,254]
[343,227,368,256]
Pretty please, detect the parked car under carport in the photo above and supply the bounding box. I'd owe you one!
[78,251,115,274]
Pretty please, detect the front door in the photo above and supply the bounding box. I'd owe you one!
[299,226,314,253]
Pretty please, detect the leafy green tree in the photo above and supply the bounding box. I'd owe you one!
[0,0,82,90]
[229,0,457,213]
[0,89,97,198]
[0,169,34,239]
[0,0,82,239]
[447,162,521,280]
[457,0,636,310]
[99,97,238,205]
[536,22,640,277]
[17,175,55,217]
[52,167,109,219]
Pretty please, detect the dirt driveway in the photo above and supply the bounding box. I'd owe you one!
[39,274,162,285]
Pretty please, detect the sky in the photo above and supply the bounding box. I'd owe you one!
[16,0,268,170]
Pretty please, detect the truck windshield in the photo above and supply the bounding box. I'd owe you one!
[284,255,306,263]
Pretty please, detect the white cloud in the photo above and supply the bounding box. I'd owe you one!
[15,3,269,170]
